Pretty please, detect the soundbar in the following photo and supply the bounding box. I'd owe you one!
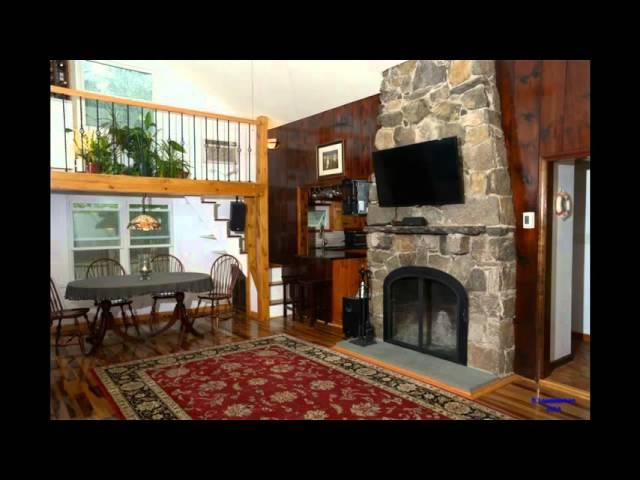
[392,217,428,226]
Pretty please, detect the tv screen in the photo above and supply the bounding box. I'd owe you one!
[372,136,463,207]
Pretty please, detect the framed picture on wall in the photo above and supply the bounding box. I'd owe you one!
[317,140,344,177]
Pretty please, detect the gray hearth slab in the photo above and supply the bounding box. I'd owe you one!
[336,340,498,394]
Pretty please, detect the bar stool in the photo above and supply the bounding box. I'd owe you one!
[298,278,331,326]
[282,275,303,321]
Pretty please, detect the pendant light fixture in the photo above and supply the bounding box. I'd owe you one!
[127,194,161,231]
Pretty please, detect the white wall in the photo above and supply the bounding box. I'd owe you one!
[101,60,404,127]
[550,162,575,361]
[50,193,247,321]
[581,169,590,335]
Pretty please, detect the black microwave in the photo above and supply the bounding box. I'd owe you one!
[343,179,370,215]
[345,230,367,249]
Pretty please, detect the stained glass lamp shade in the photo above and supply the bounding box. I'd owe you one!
[127,194,161,231]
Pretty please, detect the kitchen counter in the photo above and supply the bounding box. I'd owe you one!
[297,249,367,260]
[288,250,367,325]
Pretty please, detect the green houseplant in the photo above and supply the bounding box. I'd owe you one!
[110,111,159,177]
[71,128,117,173]
[157,139,190,178]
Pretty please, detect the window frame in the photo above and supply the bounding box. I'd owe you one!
[71,60,153,99]
[67,195,174,279]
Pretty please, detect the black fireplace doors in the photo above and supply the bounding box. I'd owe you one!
[383,266,468,365]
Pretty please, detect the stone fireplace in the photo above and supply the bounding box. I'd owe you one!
[366,60,516,376]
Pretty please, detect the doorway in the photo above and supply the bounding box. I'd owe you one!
[537,156,590,394]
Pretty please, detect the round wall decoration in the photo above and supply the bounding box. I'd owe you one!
[554,190,572,220]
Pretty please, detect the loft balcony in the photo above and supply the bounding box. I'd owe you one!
[50,86,267,198]
[50,85,271,321]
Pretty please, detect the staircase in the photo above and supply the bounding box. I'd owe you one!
[201,197,283,318]
[269,265,284,318]
[203,199,246,254]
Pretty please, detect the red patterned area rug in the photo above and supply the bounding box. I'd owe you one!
[92,334,511,420]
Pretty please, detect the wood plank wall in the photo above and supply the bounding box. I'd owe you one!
[495,60,590,379]
[267,94,380,265]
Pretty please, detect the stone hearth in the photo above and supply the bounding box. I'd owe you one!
[367,60,516,376]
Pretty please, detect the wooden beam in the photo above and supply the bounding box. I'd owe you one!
[51,171,265,197]
[255,116,270,322]
[50,86,258,125]
[245,197,257,315]
[297,186,308,255]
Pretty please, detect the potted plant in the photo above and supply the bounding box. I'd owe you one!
[72,128,114,173]
[110,111,159,177]
[157,139,190,178]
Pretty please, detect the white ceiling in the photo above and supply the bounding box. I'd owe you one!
[104,60,405,128]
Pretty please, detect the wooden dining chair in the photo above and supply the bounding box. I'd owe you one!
[194,254,241,331]
[85,258,141,336]
[149,254,184,332]
[50,277,90,355]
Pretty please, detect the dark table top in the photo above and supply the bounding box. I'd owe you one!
[65,272,213,301]
[297,249,367,261]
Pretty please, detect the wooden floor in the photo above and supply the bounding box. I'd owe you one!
[50,314,590,420]
[546,338,590,392]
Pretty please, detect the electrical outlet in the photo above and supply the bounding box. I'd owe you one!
[523,212,535,229]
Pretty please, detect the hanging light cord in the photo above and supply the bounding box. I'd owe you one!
[250,60,254,119]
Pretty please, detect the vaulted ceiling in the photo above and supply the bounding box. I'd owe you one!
[100,60,405,128]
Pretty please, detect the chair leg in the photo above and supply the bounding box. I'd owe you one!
[92,306,101,334]
[283,284,288,319]
[127,303,141,336]
[73,316,86,354]
[194,298,202,326]
[55,318,63,355]
[120,305,130,332]
[150,298,158,332]
[210,300,216,332]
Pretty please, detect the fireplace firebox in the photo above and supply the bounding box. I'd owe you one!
[383,266,468,365]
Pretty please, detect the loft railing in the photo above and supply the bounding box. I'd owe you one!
[50,86,258,183]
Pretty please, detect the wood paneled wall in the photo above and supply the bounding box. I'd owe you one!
[495,60,590,379]
[268,94,380,265]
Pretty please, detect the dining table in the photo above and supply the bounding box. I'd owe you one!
[65,271,213,355]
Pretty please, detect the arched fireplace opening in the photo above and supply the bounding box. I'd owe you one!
[383,266,468,365]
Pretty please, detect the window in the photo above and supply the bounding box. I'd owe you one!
[204,139,239,181]
[70,198,172,279]
[71,201,121,279]
[74,60,152,129]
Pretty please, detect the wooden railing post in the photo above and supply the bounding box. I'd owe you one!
[254,116,270,322]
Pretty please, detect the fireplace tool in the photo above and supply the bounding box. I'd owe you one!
[350,267,376,347]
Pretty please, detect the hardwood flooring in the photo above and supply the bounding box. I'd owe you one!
[50,314,590,420]
[546,338,590,392]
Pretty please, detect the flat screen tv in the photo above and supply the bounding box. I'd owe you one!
[372,136,463,207]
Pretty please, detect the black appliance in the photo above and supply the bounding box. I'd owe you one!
[372,136,463,207]
[342,297,366,338]
[229,200,246,232]
[342,179,370,215]
[345,230,367,249]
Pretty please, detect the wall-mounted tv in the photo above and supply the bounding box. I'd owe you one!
[372,136,463,207]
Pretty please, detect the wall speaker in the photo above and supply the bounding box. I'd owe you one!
[229,201,246,232]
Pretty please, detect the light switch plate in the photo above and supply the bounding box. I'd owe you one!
[523,212,535,229]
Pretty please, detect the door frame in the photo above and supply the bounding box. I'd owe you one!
[536,150,589,380]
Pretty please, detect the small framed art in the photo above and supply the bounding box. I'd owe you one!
[317,140,344,177]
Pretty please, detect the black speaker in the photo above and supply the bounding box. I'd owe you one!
[229,201,246,232]
[343,296,366,338]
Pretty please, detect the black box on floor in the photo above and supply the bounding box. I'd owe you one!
[343,296,367,338]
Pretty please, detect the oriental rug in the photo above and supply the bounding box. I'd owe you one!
[92,334,511,420]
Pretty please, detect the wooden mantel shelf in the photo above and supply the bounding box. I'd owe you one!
[365,225,491,236]
[51,171,265,198]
